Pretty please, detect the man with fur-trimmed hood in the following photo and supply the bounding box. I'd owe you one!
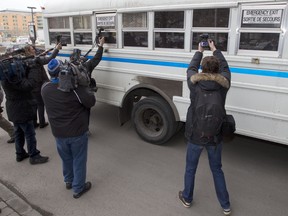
[179,40,232,216]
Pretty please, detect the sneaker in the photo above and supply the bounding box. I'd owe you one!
[73,182,92,199]
[7,137,15,143]
[178,191,192,208]
[16,152,29,162]
[223,208,231,215]
[29,154,49,165]
[39,122,49,129]
[66,182,72,190]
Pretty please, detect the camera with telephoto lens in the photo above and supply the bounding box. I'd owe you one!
[200,34,209,48]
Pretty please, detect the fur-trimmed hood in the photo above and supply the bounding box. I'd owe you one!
[191,73,229,89]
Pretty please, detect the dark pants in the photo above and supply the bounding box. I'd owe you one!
[14,120,40,158]
[33,93,46,125]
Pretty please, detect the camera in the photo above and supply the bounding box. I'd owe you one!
[56,35,67,46]
[200,34,209,48]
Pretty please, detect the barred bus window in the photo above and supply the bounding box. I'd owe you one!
[193,9,230,27]
[154,11,184,28]
[74,33,92,45]
[48,17,70,29]
[155,32,184,49]
[73,16,91,30]
[123,13,148,47]
[192,32,228,51]
[49,32,71,45]
[239,33,279,51]
[124,32,148,47]
[123,13,147,28]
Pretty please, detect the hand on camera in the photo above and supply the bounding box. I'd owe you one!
[198,43,205,53]
[208,40,216,52]
[56,43,62,50]
[99,37,105,47]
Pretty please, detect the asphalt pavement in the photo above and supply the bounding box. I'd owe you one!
[0,102,288,216]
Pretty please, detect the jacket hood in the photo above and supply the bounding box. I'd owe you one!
[191,73,229,89]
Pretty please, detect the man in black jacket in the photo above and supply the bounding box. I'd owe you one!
[24,43,62,128]
[1,59,50,165]
[42,59,96,198]
[179,40,231,216]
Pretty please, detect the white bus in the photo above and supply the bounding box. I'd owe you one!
[42,0,288,145]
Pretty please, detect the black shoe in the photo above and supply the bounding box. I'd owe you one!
[66,182,72,190]
[7,137,15,143]
[29,154,49,165]
[39,122,49,129]
[178,191,192,208]
[73,182,91,199]
[34,123,39,128]
[16,152,29,162]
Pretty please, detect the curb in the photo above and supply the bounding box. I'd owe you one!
[0,182,43,216]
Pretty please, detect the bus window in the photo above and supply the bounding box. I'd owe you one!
[239,33,279,51]
[155,32,184,49]
[49,31,71,45]
[154,11,184,28]
[192,32,228,51]
[191,8,230,51]
[73,15,92,45]
[74,33,93,45]
[154,11,184,49]
[123,12,148,47]
[48,17,70,45]
[48,17,70,29]
[238,5,284,52]
[193,8,230,27]
[96,13,117,44]
[124,32,148,47]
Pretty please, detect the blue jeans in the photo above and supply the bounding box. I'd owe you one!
[14,120,40,157]
[182,142,230,209]
[55,132,88,194]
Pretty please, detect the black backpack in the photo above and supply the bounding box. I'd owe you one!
[192,88,226,138]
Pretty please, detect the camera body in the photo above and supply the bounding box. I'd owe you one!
[200,34,209,48]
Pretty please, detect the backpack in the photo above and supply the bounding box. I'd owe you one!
[192,88,226,138]
[0,59,26,83]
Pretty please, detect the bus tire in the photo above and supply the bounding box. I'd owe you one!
[132,96,177,145]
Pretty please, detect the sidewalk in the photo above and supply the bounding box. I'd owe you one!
[0,181,44,216]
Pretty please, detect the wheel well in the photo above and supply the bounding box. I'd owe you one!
[119,84,180,125]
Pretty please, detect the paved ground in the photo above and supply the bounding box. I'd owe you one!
[0,102,288,216]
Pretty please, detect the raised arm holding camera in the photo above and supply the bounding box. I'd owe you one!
[179,39,232,216]
[24,43,62,128]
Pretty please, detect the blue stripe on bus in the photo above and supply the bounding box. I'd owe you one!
[57,53,288,78]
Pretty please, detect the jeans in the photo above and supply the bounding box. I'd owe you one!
[55,132,88,194]
[182,142,230,209]
[14,120,40,157]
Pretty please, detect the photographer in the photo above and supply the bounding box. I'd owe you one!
[24,43,62,128]
[42,58,96,199]
[178,40,232,215]
[1,52,52,164]
[71,37,105,92]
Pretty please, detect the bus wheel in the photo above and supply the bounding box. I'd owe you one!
[132,96,177,145]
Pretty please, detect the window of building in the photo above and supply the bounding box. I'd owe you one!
[192,8,230,51]
[238,5,284,53]
[122,12,147,47]
[154,11,184,49]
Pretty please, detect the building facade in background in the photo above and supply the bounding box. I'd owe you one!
[0,10,43,42]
